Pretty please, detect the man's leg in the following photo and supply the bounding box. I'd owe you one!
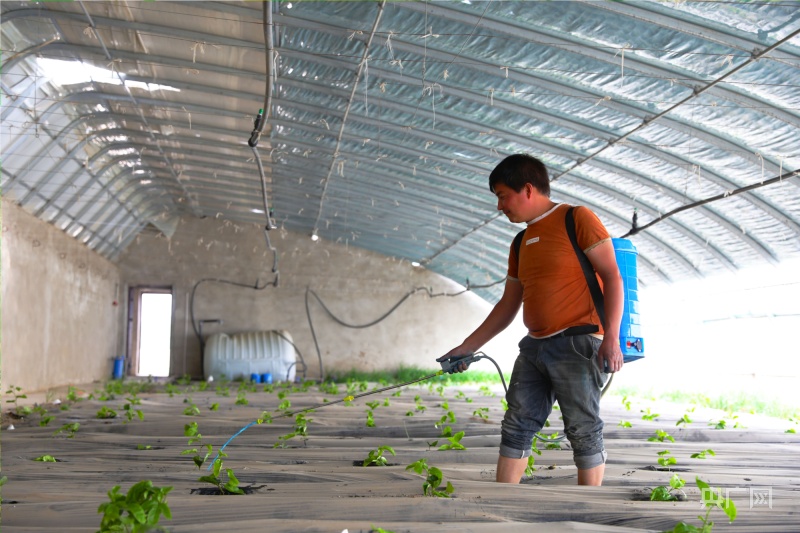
[577,463,605,486]
[497,336,553,484]
[543,335,609,486]
[496,456,528,484]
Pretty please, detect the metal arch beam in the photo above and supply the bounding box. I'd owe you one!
[7,3,794,180]
[19,38,793,263]
[553,191,688,281]
[270,101,777,266]
[6,4,787,175]
[364,32,788,177]
[274,9,789,178]
[398,1,800,130]
[607,144,800,244]
[0,8,260,53]
[580,0,800,63]
[33,140,169,219]
[273,69,790,258]
[554,178,738,271]
[273,50,800,239]
[272,158,492,229]
[59,151,178,236]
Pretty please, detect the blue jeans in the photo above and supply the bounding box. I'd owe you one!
[500,334,609,470]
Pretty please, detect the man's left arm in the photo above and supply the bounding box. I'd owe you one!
[586,240,624,373]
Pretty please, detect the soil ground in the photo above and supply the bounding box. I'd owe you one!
[1,378,798,532]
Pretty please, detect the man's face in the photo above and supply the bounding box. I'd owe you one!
[494,183,529,223]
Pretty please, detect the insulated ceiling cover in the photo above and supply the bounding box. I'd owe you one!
[2,0,799,301]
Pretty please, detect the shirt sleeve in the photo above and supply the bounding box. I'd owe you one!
[574,206,611,252]
[507,238,519,280]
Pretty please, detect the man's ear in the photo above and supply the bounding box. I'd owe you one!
[524,182,534,198]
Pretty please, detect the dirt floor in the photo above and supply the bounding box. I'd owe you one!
[1,377,798,532]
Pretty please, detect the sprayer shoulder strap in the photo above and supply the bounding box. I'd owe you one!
[565,206,606,329]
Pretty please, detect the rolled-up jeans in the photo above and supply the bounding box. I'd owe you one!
[500,334,609,470]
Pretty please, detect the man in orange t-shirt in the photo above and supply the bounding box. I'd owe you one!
[440,154,624,486]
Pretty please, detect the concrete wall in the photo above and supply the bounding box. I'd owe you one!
[1,199,123,392]
[118,215,525,380]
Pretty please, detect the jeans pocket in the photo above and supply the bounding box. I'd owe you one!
[569,335,595,361]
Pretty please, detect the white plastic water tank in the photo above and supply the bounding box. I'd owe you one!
[203,330,296,382]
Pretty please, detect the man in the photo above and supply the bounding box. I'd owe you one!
[439,154,624,486]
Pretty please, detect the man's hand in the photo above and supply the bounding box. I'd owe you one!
[437,346,473,374]
[598,336,623,374]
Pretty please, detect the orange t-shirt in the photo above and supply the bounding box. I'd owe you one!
[508,203,610,338]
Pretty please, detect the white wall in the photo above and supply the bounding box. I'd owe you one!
[1,199,123,392]
[117,215,525,380]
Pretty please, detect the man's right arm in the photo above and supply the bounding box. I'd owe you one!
[438,278,523,368]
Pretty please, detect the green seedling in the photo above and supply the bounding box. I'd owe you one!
[479,385,494,397]
[438,431,467,451]
[392,390,402,397]
[235,391,249,405]
[663,477,737,532]
[641,407,659,421]
[648,429,676,443]
[319,382,339,395]
[54,422,80,438]
[657,450,677,468]
[34,454,58,462]
[501,398,509,411]
[96,406,118,419]
[405,458,454,497]
[440,400,450,410]
[649,473,686,501]
[383,397,391,407]
[164,383,178,397]
[473,407,489,420]
[541,432,562,449]
[197,454,244,495]
[122,400,144,424]
[366,410,376,427]
[215,384,231,397]
[366,400,381,410]
[183,404,200,416]
[210,402,220,411]
[183,422,213,469]
[176,374,192,386]
[277,399,291,411]
[524,443,543,477]
[98,480,172,532]
[676,414,693,427]
[621,395,632,411]
[618,420,632,428]
[691,449,716,460]
[786,428,797,434]
[66,386,81,402]
[137,444,152,450]
[33,405,55,427]
[5,385,29,415]
[405,410,414,417]
[370,526,395,533]
[709,419,726,430]
[362,445,396,466]
[274,412,312,447]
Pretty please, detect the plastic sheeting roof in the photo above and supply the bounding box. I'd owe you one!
[2,1,799,301]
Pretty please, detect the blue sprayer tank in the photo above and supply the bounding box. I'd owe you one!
[612,238,644,362]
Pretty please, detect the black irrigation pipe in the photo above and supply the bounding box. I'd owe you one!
[621,169,799,239]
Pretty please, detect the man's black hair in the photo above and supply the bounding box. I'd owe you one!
[488,154,551,197]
